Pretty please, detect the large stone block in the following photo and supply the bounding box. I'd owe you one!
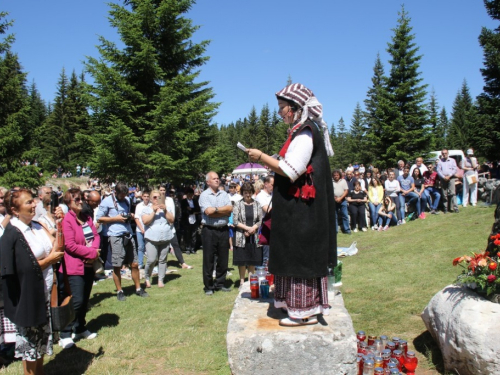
[422,285,500,375]
[227,282,357,375]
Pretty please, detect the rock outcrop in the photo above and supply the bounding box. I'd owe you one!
[422,284,500,375]
[227,282,357,375]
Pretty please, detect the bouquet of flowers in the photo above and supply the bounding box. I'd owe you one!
[453,234,500,297]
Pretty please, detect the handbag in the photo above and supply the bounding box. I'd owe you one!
[92,257,104,274]
[258,205,272,246]
[466,174,478,185]
[50,251,75,331]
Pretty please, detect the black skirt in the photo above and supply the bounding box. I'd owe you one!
[233,241,263,266]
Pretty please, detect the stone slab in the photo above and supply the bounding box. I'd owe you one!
[227,282,357,375]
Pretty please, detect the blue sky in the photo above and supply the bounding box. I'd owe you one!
[2,0,497,129]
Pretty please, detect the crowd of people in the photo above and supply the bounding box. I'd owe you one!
[333,149,484,233]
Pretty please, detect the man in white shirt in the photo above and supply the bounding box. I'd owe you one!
[134,191,151,268]
[228,183,242,203]
[409,157,428,177]
[34,186,52,221]
[255,176,274,215]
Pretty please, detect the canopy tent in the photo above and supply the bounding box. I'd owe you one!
[231,162,267,175]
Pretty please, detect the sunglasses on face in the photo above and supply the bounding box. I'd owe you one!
[73,198,82,203]
[152,196,159,199]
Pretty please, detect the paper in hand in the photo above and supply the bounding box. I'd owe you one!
[237,142,248,152]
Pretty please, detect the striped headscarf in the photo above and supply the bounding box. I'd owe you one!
[275,83,334,157]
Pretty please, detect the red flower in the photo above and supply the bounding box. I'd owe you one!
[485,251,490,256]
[495,239,500,246]
[453,257,462,266]
[488,275,497,283]
[489,262,498,271]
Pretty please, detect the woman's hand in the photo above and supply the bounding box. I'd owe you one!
[247,148,263,163]
[54,206,64,220]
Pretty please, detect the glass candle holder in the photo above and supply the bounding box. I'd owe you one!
[385,341,396,353]
[403,351,418,375]
[398,340,408,356]
[357,330,367,342]
[362,359,374,375]
[374,339,384,355]
[358,341,368,355]
[391,350,404,371]
[380,335,388,347]
[368,335,377,346]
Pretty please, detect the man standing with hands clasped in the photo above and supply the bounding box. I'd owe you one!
[199,171,233,295]
[437,149,459,214]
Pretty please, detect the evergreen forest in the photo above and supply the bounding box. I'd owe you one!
[1,1,500,188]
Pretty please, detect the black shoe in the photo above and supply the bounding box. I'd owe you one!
[443,210,448,214]
[117,291,126,302]
[454,208,460,213]
[217,287,232,292]
[191,250,197,254]
[205,290,214,296]
[136,289,149,298]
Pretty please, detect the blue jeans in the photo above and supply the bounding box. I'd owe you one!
[136,230,145,267]
[425,187,441,210]
[378,212,394,227]
[368,202,381,226]
[399,192,420,218]
[335,200,351,233]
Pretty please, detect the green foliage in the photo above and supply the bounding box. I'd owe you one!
[448,80,478,151]
[0,12,44,188]
[384,6,430,166]
[476,0,500,160]
[85,0,218,184]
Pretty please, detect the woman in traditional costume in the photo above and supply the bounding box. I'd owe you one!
[247,83,337,326]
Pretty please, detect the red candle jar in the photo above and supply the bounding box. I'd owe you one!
[358,341,367,354]
[403,351,418,375]
[356,353,363,375]
[356,330,366,342]
[250,275,258,283]
[265,272,274,286]
[385,341,396,353]
[368,335,377,346]
[391,350,404,371]
[250,281,259,299]
[398,340,407,356]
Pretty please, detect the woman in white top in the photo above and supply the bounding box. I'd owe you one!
[384,171,403,223]
[2,189,64,374]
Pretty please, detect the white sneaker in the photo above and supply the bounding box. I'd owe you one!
[59,337,75,349]
[353,228,359,233]
[472,203,477,206]
[402,220,406,225]
[361,228,367,232]
[72,330,97,340]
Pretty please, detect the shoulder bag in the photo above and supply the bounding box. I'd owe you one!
[50,221,75,331]
[258,204,272,246]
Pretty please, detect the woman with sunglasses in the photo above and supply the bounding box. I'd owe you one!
[58,188,101,349]
[141,190,175,288]
[1,189,64,374]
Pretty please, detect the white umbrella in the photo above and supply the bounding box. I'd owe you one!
[231,162,267,175]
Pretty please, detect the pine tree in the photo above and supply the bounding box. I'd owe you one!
[476,0,500,160]
[385,6,430,166]
[350,102,371,164]
[85,0,217,184]
[448,80,478,151]
[335,117,350,169]
[0,13,43,187]
[436,107,449,150]
[363,53,393,167]
[428,89,440,150]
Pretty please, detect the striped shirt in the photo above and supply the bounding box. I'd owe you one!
[199,188,231,227]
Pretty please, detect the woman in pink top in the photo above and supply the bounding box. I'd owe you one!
[59,188,100,349]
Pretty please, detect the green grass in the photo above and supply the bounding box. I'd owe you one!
[2,204,494,374]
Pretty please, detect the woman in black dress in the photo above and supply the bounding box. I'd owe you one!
[232,182,263,288]
[247,83,336,327]
[347,181,368,232]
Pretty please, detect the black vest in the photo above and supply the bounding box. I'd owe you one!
[268,120,337,278]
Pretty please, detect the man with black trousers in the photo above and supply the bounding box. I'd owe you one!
[198,171,233,295]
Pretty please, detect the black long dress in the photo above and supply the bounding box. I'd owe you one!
[269,120,337,318]
[233,205,263,266]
